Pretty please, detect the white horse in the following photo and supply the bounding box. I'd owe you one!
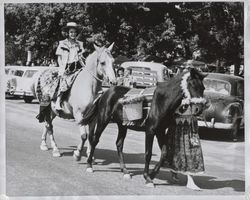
[33,43,116,158]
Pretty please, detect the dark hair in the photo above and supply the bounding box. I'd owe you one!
[117,67,125,77]
[117,67,124,73]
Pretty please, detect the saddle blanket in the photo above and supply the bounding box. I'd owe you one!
[120,87,156,104]
[36,68,81,106]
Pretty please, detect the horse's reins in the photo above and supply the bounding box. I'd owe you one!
[84,66,104,83]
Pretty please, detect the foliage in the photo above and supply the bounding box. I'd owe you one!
[4,2,243,74]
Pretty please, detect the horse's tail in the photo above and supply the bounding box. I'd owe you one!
[78,99,100,125]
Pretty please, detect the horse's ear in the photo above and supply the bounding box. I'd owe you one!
[108,42,115,51]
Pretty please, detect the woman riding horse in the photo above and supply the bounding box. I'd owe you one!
[34,29,117,158]
[55,22,85,111]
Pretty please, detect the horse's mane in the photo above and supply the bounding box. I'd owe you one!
[85,51,97,69]
[158,68,205,88]
[157,71,185,90]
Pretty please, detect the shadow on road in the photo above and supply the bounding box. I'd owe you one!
[57,146,244,192]
[145,170,244,192]
[60,145,159,167]
[196,175,245,192]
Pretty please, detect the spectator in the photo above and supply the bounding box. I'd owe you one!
[123,69,133,87]
[49,59,57,67]
[116,67,125,86]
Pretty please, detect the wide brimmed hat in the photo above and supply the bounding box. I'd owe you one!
[62,22,81,33]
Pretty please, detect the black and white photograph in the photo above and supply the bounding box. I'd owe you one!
[0,1,248,199]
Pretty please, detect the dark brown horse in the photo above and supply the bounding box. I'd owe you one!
[78,68,207,184]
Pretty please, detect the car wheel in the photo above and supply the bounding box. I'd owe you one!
[24,96,33,103]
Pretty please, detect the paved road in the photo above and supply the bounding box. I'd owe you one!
[5,99,245,197]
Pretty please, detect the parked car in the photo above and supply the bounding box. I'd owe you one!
[5,66,26,98]
[197,73,244,140]
[7,66,56,103]
[119,61,172,88]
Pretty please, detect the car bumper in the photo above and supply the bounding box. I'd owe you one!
[13,91,33,97]
[24,91,34,97]
[198,120,233,129]
[198,119,244,130]
[13,91,24,97]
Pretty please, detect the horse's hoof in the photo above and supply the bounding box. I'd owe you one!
[86,167,93,173]
[145,182,155,188]
[73,151,81,161]
[40,144,49,151]
[52,150,61,157]
[123,173,132,179]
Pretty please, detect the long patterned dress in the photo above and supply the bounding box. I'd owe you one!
[165,114,205,175]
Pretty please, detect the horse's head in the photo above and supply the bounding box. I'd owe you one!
[94,43,117,85]
[180,68,208,115]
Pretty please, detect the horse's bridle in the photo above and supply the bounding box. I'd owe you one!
[79,49,114,83]
[79,52,104,83]
[177,72,207,116]
[180,72,206,106]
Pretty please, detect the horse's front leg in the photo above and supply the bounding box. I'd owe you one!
[116,123,131,179]
[143,127,155,187]
[149,144,167,180]
[149,129,167,180]
[86,118,107,173]
[73,125,88,161]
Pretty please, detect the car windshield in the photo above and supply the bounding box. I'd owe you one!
[204,78,231,96]
[14,70,24,77]
[23,70,38,78]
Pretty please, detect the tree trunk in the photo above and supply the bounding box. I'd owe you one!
[234,59,240,76]
[216,59,220,73]
[26,49,32,66]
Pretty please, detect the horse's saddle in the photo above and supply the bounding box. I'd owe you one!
[36,68,81,106]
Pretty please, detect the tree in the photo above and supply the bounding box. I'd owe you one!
[4,2,243,74]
